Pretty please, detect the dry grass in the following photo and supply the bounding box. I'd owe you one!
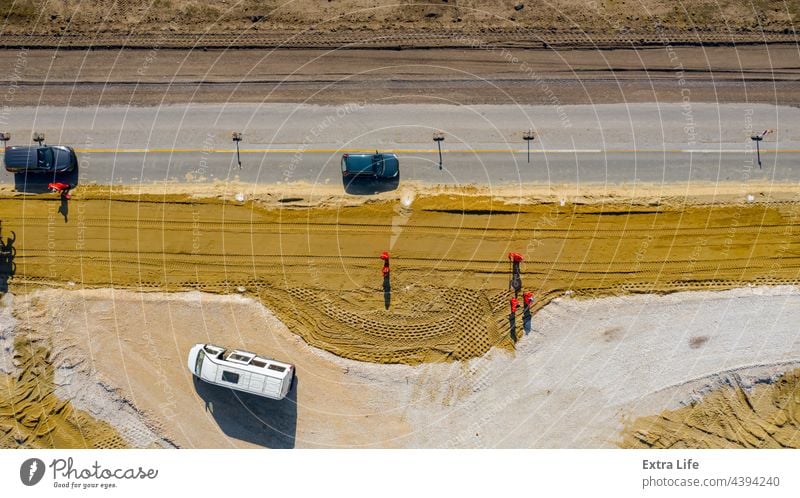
[1,0,797,34]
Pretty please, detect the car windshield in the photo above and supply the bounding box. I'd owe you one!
[36,148,54,168]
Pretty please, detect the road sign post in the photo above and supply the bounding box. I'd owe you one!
[433,131,445,170]
[750,129,773,169]
[32,132,45,146]
[750,135,762,169]
[232,131,243,169]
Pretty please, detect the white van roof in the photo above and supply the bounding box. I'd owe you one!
[201,344,293,380]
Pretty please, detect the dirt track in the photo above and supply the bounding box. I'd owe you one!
[2,45,799,106]
[2,185,800,365]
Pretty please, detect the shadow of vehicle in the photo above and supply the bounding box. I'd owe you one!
[0,227,15,293]
[13,163,80,194]
[193,375,298,449]
[343,174,400,196]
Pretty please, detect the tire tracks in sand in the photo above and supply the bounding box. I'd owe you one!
[1,191,799,365]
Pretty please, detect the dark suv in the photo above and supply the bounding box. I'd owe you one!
[4,145,77,173]
[341,152,399,179]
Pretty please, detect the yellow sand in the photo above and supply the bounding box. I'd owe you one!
[1,187,799,364]
[622,369,800,448]
[0,336,129,449]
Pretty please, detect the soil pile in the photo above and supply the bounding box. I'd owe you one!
[1,189,799,364]
[623,369,800,448]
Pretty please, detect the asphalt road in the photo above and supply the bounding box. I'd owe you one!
[1,103,797,187]
[3,149,791,186]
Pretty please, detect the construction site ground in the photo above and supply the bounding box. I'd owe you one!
[0,183,799,447]
[2,2,799,447]
[3,285,799,449]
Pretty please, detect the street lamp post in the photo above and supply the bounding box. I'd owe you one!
[750,129,773,169]
[33,132,45,146]
[232,131,243,169]
[432,131,445,170]
[523,129,535,163]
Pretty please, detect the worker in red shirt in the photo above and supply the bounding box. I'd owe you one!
[508,252,523,295]
[48,182,72,200]
[522,291,534,335]
[380,251,391,309]
[523,291,534,307]
[380,251,390,276]
[509,297,519,342]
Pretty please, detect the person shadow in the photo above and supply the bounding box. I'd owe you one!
[0,229,16,293]
[192,376,298,449]
[383,273,391,309]
[509,312,517,342]
[523,304,532,335]
[58,195,69,222]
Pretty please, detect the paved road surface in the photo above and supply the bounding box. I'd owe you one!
[1,103,797,186]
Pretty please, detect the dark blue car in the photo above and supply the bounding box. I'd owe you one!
[340,152,399,179]
[4,145,77,173]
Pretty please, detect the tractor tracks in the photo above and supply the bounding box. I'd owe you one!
[2,195,800,364]
[0,30,796,50]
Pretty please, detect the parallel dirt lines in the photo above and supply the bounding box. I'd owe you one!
[15,251,800,278]
[0,30,795,49]
[3,215,798,237]
[2,193,800,364]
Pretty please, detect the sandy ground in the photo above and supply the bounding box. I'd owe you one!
[4,180,797,207]
[0,293,174,448]
[5,285,800,448]
[624,368,800,448]
[2,187,800,364]
[1,46,798,106]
